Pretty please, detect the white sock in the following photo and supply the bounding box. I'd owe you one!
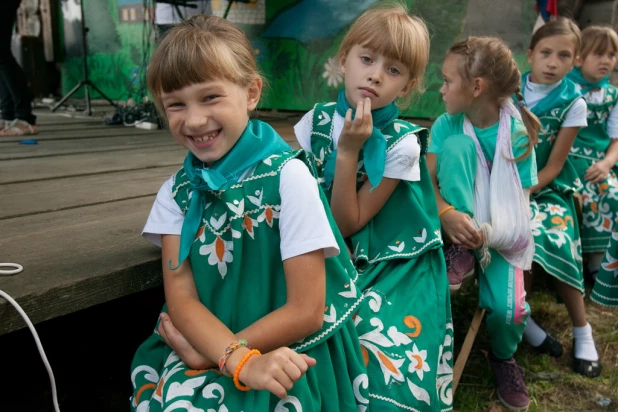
[523,318,547,347]
[573,323,599,361]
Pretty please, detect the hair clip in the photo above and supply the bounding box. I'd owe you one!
[517,99,526,108]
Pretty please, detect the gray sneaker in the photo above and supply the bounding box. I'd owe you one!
[489,352,530,411]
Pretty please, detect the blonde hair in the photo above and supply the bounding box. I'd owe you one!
[337,1,430,107]
[580,25,618,59]
[529,17,581,55]
[448,37,540,161]
[147,15,261,117]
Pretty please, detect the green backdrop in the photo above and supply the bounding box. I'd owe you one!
[60,0,536,118]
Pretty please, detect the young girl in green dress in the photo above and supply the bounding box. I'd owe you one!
[566,26,618,304]
[130,15,370,411]
[427,37,539,410]
[294,4,454,411]
[521,18,602,378]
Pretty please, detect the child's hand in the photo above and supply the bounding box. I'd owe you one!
[238,347,316,399]
[440,209,483,249]
[338,97,373,153]
[585,160,612,184]
[158,313,213,370]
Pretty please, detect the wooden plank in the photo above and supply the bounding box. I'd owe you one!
[0,197,163,336]
[0,166,179,219]
[0,127,167,143]
[0,133,176,160]
[452,307,486,394]
[0,146,186,184]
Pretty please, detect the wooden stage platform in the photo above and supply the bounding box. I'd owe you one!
[0,109,300,336]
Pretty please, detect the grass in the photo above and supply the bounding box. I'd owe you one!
[452,276,618,412]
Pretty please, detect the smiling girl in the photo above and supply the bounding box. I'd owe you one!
[129,15,370,411]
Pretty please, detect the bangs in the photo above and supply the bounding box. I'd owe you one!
[338,4,429,81]
[581,26,618,57]
[588,35,618,55]
[147,27,247,97]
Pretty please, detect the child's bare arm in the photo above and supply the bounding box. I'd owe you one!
[330,97,400,237]
[161,234,239,366]
[585,138,618,183]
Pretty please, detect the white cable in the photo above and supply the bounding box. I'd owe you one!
[0,264,61,412]
[0,263,23,275]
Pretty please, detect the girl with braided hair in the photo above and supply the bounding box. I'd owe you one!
[427,37,540,410]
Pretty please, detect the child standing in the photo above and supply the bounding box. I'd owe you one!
[130,15,370,411]
[295,4,454,411]
[567,26,618,282]
[427,37,539,410]
[521,18,602,378]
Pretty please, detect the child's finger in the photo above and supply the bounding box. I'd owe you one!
[282,360,303,382]
[299,354,317,367]
[344,108,353,126]
[363,97,372,126]
[354,99,364,124]
[266,380,288,399]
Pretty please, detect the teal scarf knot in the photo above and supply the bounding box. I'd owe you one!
[323,89,399,188]
[521,72,581,116]
[567,67,610,94]
[171,120,291,270]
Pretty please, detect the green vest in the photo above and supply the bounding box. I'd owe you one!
[308,102,443,271]
[572,84,618,161]
[534,94,583,196]
[171,150,364,353]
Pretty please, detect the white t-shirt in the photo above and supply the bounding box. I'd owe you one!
[524,75,588,128]
[155,1,211,25]
[577,85,618,138]
[294,109,422,182]
[143,159,339,261]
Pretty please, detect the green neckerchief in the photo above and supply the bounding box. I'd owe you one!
[323,89,399,188]
[171,120,291,269]
[521,72,581,116]
[567,67,610,94]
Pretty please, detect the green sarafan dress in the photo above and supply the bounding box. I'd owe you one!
[591,227,618,308]
[130,151,371,411]
[307,102,454,412]
[569,82,618,253]
[522,74,586,292]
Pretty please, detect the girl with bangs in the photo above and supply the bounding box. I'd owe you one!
[294,2,454,411]
[566,26,618,310]
[520,18,603,379]
[130,15,371,411]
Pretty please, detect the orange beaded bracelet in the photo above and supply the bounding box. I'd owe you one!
[233,349,261,391]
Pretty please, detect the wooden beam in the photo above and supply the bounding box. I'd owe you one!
[452,307,486,394]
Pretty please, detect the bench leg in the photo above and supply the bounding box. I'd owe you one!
[452,307,486,394]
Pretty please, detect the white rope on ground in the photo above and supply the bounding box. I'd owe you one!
[0,263,60,412]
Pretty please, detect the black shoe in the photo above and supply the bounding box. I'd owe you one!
[572,339,602,378]
[528,319,563,358]
[535,333,563,358]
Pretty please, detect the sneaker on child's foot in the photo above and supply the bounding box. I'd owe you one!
[489,352,530,411]
[445,244,475,292]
